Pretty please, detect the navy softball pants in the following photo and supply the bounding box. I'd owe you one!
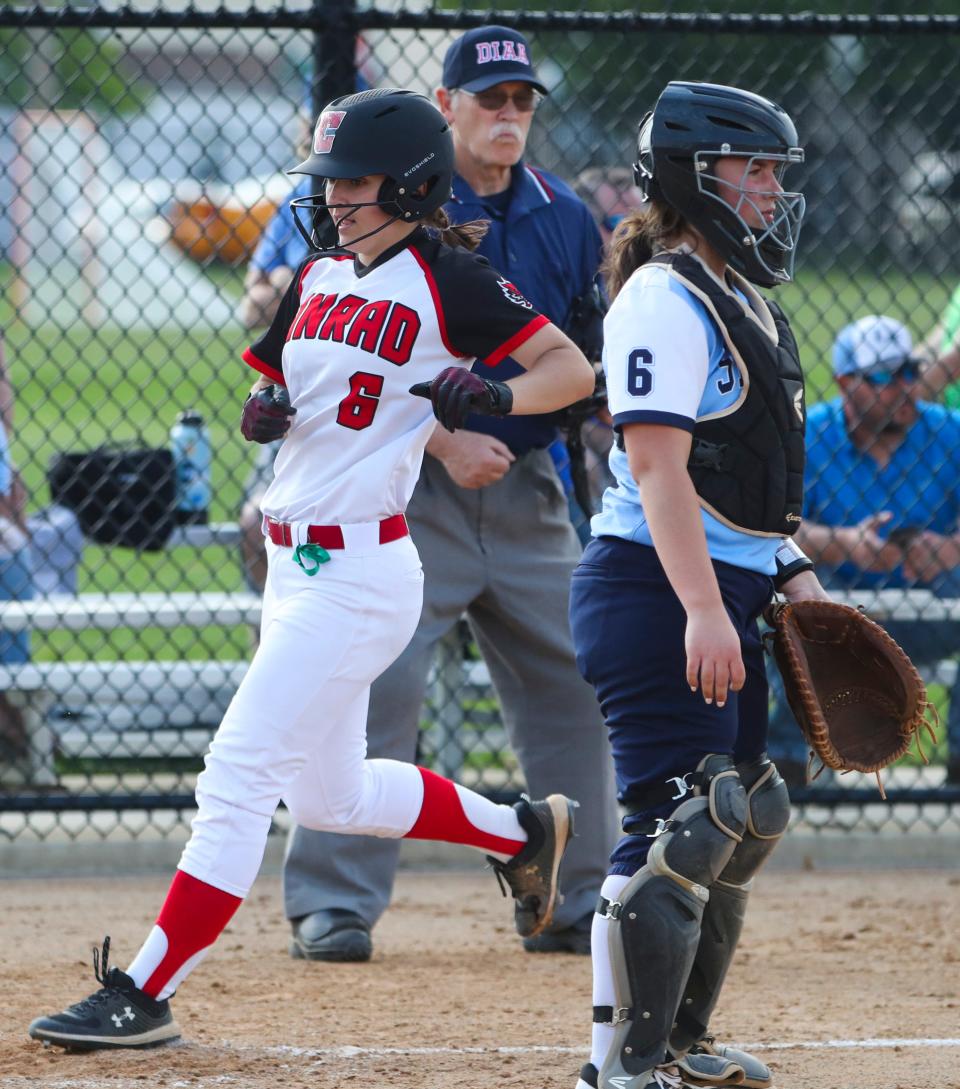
[569,536,774,876]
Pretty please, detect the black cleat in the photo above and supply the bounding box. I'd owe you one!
[488,793,577,938]
[28,937,180,1051]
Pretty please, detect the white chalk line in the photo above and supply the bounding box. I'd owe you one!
[261,1037,960,1058]
[8,1038,960,1088]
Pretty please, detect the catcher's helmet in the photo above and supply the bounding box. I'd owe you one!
[635,81,805,287]
[289,88,455,250]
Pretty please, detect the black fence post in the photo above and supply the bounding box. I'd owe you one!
[311,0,358,121]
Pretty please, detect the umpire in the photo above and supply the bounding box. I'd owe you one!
[283,25,619,960]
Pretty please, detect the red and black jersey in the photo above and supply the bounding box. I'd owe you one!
[241,227,549,524]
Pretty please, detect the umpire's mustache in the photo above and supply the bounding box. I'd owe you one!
[490,122,525,143]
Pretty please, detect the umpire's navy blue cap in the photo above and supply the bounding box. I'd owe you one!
[441,25,548,95]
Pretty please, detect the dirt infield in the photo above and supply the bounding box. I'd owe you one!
[1,865,958,1089]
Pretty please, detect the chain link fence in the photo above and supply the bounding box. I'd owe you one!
[1,3,959,843]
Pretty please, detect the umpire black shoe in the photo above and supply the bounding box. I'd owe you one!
[522,909,592,955]
[289,909,372,962]
[488,793,577,939]
[29,937,180,1051]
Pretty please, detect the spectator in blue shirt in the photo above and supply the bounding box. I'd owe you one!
[0,331,34,764]
[237,188,306,588]
[573,164,644,249]
[0,426,31,665]
[768,315,960,784]
[239,174,312,330]
[237,117,313,589]
[239,112,314,332]
[281,27,618,964]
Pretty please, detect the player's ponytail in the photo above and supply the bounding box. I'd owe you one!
[424,207,489,251]
[603,201,686,299]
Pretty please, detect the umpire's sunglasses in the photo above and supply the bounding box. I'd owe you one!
[861,360,922,385]
[458,87,542,112]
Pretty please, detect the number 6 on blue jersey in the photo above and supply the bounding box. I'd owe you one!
[627,347,654,397]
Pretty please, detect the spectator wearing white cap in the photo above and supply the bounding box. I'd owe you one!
[767,314,960,784]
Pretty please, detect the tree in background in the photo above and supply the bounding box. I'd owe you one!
[0,28,147,114]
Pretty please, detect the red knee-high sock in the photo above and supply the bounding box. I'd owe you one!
[403,766,525,856]
[140,870,242,998]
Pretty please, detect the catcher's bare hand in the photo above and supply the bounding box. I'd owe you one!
[685,604,746,708]
[780,567,831,603]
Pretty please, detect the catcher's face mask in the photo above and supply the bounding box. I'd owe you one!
[698,151,805,283]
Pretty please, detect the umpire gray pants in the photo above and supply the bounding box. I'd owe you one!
[282,448,618,931]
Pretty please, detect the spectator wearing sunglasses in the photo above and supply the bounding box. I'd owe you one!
[767,315,960,785]
[281,25,617,965]
[572,165,645,250]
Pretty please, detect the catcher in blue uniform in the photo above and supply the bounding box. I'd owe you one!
[568,81,830,1089]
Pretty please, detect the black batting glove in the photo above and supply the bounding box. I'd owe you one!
[241,384,297,443]
[409,367,513,433]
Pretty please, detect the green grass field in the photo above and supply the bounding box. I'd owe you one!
[6,261,948,509]
[2,266,255,660]
[1,262,955,692]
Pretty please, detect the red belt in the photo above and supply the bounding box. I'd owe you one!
[265,513,408,549]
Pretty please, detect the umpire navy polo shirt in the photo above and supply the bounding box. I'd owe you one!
[445,162,603,455]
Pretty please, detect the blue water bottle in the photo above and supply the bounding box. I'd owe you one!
[170,410,211,525]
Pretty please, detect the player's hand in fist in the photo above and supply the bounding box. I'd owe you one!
[409,367,513,432]
[241,384,297,443]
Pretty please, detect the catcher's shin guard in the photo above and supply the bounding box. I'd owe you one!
[669,757,789,1076]
[597,756,746,1089]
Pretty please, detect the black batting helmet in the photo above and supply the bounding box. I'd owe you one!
[635,81,805,287]
[289,88,455,249]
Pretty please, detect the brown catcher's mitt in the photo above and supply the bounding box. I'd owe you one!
[767,599,938,798]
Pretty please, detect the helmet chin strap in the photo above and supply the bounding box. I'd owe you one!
[290,194,407,255]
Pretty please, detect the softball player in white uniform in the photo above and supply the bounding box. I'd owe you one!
[29,88,593,1051]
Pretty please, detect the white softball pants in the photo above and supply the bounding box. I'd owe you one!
[178,532,426,898]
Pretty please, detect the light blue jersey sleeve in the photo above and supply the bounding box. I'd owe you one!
[603,266,710,432]
[591,262,781,576]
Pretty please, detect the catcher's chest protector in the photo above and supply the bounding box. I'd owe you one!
[648,253,806,537]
